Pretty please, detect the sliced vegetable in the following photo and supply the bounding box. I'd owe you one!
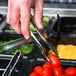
[64,67,76,76]
[49,54,61,68]
[43,63,52,69]
[29,72,39,76]
[0,40,34,54]
[41,68,52,76]
[34,66,43,75]
[53,66,64,76]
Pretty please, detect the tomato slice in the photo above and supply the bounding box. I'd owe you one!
[42,68,52,76]
[57,75,68,76]
[64,67,76,76]
[43,63,52,69]
[34,66,43,75]
[29,72,38,76]
[53,66,64,76]
[49,54,61,68]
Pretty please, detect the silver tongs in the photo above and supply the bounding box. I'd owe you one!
[30,15,58,61]
[2,51,23,76]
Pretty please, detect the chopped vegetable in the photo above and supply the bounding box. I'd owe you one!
[43,16,50,27]
[29,54,76,76]
[7,44,34,54]
[48,44,76,59]
[49,54,61,68]
[57,44,76,59]
[0,40,34,54]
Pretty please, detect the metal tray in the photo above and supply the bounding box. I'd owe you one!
[0,54,76,76]
[23,59,76,76]
[0,54,28,76]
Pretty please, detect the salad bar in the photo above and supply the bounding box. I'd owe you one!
[0,0,76,76]
[0,51,76,76]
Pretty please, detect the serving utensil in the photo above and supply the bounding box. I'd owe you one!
[2,51,23,76]
[30,15,58,61]
[0,37,32,53]
[0,15,58,61]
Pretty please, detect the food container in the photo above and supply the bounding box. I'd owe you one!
[0,1,76,76]
[47,16,76,60]
[0,53,29,76]
[0,53,76,76]
[47,17,76,45]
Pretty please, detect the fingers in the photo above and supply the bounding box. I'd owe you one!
[31,0,35,8]
[34,0,44,29]
[11,9,21,34]
[7,0,44,39]
[7,0,21,34]
[20,0,31,39]
[13,22,21,34]
[7,0,11,23]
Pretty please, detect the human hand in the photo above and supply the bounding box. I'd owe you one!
[7,0,43,39]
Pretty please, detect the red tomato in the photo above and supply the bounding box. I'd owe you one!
[49,54,61,68]
[43,63,52,69]
[57,75,68,76]
[29,72,38,76]
[34,66,43,75]
[42,68,52,76]
[64,67,76,76]
[45,60,49,63]
[53,66,64,76]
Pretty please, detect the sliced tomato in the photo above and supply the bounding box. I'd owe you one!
[53,66,64,76]
[43,63,52,69]
[29,72,38,76]
[49,54,61,68]
[64,67,76,76]
[57,75,68,76]
[42,68,52,76]
[34,66,43,75]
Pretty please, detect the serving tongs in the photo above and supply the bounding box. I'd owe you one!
[0,37,32,53]
[0,15,58,59]
[30,15,58,61]
[2,51,23,76]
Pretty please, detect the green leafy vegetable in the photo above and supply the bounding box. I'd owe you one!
[9,16,50,31]
[43,16,50,27]
[0,40,34,54]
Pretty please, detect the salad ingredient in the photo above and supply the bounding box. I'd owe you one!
[43,63,52,69]
[49,54,61,68]
[34,66,43,75]
[29,72,39,76]
[64,67,76,76]
[53,66,64,76]
[42,68,52,76]
[57,44,76,59]
[29,54,76,76]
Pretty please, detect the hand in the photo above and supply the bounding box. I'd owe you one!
[7,0,43,39]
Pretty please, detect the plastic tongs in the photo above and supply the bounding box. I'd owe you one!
[2,51,23,76]
[30,15,58,61]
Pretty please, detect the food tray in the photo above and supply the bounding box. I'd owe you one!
[23,59,76,76]
[0,54,29,76]
[47,16,76,45]
[0,54,76,76]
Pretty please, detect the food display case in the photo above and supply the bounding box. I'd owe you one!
[0,51,76,76]
[0,0,76,76]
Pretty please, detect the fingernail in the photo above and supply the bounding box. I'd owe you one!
[24,35,30,39]
[40,26,44,29]
[38,25,44,30]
